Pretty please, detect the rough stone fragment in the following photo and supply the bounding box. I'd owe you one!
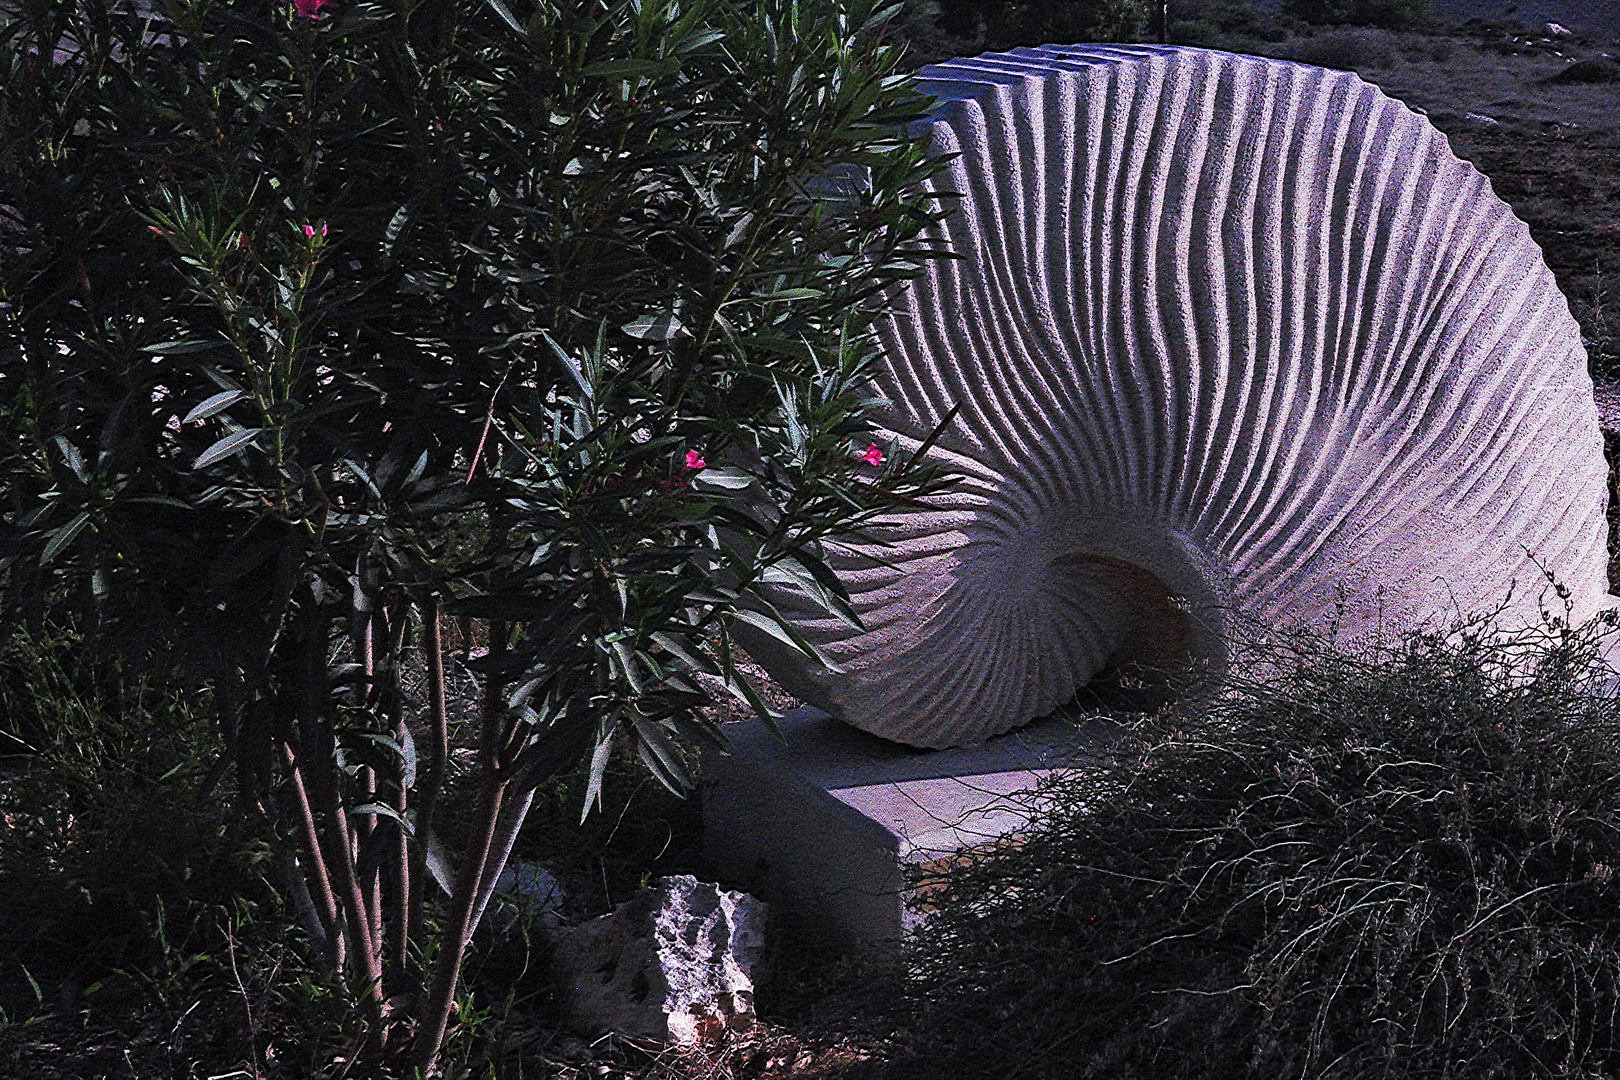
[735,45,1612,748]
[551,875,766,1045]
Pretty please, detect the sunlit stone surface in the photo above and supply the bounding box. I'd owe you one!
[738,46,1608,747]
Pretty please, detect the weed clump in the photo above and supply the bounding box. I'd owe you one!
[1548,58,1620,85]
[903,614,1620,1079]
[1285,26,1403,70]
[1283,0,1432,31]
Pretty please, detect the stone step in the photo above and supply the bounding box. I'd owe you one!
[701,706,1119,956]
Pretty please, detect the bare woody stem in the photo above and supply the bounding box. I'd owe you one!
[280,740,345,973]
[407,592,450,949]
[320,745,383,1002]
[410,504,515,1070]
[298,603,383,1002]
[384,597,413,984]
[410,769,505,1071]
[356,608,383,957]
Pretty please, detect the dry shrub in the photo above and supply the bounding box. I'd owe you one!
[901,610,1620,1079]
[1548,58,1620,85]
[1283,0,1432,30]
[1285,26,1402,69]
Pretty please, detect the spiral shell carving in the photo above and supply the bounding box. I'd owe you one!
[740,46,1609,748]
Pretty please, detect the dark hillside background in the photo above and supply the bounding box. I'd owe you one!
[1251,0,1620,39]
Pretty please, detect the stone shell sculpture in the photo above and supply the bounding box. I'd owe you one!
[736,45,1610,748]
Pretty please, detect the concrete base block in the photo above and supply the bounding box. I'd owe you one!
[701,707,1119,955]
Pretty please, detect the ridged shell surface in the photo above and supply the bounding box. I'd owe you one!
[738,46,1609,748]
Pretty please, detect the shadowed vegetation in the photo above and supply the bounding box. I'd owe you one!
[902,610,1620,1079]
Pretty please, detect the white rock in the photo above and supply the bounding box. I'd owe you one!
[1546,22,1572,37]
[551,875,766,1045]
[735,46,1609,748]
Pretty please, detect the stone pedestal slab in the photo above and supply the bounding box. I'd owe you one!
[701,706,1119,954]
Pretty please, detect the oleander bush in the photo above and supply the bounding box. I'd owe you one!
[904,609,1620,1080]
[0,0,954,1069]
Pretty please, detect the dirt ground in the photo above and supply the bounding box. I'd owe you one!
[1343,26,1620,381]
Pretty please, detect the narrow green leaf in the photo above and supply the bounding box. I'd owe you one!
[673,28,725,54]
[727,665,783,730]
[581,58,668,79]
[761,555,861,628]
[343,458,383,500]
[731,607,842,673]
[633,717,694,795]
[622,312,687,341]
[723,211,755,249]
[183,389,248,425]
[398,725,417,791]
[483,0,524,34]
[509,675,546,709]
[350,802,412,833]
[141,339,224,355]
[421,826,454,896]
[193,428,262,469]
[123,494,192,509]
[583,727,615,823]
[650,631,718,675]
[611,638,645,695]
[346,732,415,789]
[541,329,592,402]
[40,512,91,564]
[403,449,430,488]
[754,287,824,301]
[691,466,754,490]
[53,437,89,482]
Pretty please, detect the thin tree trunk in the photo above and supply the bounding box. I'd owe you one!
[481,617,507,767]
[392,715,411,980]
[281,740,344,973]
[410,512,515,1069]
[408,592,450,948]
[319,751,384,1001]
[357,609,383,955]
[410,772,506,1072]
[299,604,384,1002]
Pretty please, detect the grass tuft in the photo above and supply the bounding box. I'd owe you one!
[1548,58,1620,85]
[901,611,1620,1080]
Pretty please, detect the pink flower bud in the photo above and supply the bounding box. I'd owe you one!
[684,450,706,471]
[861,443,884,467]
[290,0,333,18]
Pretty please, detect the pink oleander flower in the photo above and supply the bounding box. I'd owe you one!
[684,450,706,470]
[861,442,883,467]
[291,0,334,18]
